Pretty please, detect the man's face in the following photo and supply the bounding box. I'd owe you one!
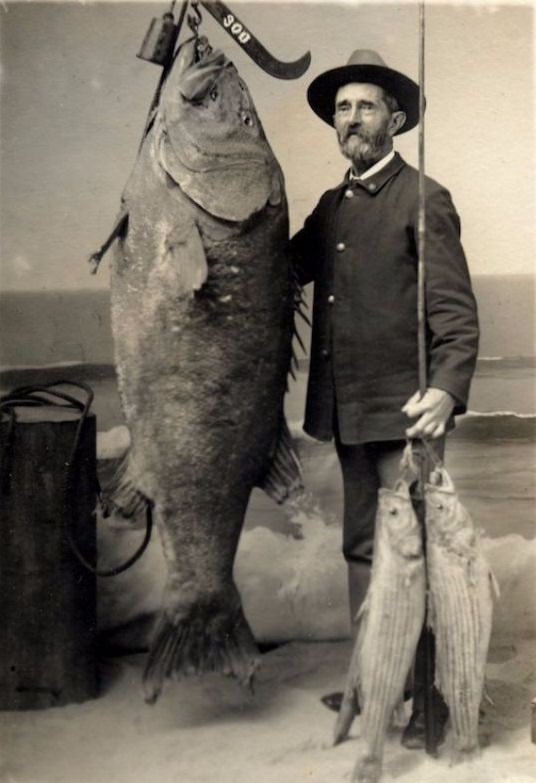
[334,83,400,168]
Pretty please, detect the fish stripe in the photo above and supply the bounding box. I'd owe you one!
[338,484,425,779]
[426,475,493,757]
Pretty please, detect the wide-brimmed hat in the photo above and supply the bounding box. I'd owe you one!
[307,50,421,135]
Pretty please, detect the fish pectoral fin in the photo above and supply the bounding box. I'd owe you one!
[165,222,209,294]
[88,208,129,274]
[333,684,360,745]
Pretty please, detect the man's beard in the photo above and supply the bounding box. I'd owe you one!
[339,127,388,169]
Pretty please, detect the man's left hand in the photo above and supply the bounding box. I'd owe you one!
[402,387,455,439]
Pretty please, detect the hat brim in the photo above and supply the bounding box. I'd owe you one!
[307,64,422,135]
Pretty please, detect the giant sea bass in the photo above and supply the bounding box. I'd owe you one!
[107,36,302,703]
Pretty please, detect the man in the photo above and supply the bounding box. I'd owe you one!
[291,50,479,748]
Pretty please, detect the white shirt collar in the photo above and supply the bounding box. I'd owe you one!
[350,150,395,181]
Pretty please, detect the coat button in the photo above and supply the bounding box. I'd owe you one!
[336,242,346,252]
[327,295,335,304]
[344,189,354,199]
[320,348,330,359]
[368,182,377,192]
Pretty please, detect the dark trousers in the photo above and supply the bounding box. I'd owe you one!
[334,432,445,707]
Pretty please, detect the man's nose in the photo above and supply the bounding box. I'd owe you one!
[347,104,362,124]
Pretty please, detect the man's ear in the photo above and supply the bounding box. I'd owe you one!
[389,110,407,136]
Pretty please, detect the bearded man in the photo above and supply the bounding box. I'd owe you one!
[291,51,479,748]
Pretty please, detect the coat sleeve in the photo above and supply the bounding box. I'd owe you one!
[423,187,480,413]
[290,195,327,287]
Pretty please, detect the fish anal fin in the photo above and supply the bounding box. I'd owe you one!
[143,589,260,703]
[257,417,303,504]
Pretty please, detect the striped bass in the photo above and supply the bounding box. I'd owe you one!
[333,478,426,783]
[107,36,301,703]
[425,466,495,756]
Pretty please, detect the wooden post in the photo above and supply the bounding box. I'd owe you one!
[0,406,98,709]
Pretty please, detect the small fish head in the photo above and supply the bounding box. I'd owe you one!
[378,483,423,560]
[425,482,471,543]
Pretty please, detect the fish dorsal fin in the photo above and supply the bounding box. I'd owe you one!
[155,116,273,222]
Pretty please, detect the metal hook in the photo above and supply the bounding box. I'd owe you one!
[187,0,203,36]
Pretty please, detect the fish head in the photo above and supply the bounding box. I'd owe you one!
[425,476,474,545]
[156,37,281,221]
[378,483,423,560]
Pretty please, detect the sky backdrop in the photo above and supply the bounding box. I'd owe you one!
[1,0,534,290]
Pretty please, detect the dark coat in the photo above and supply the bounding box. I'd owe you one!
[291,152,479,444]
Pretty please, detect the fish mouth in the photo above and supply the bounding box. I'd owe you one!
[161,37,269,170]
[173,37,232,103]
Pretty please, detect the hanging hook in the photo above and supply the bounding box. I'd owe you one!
[187,0,203,37]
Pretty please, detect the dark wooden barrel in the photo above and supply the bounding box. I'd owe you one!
[0,405,98,709]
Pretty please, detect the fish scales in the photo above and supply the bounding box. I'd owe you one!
[425,469,494,755]
[334,481,426,783]
[107,38,301,703]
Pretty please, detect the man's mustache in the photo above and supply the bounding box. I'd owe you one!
[341,127,370,143]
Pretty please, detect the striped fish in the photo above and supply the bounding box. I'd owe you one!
[425,466,495,756]
[334,478,426,783]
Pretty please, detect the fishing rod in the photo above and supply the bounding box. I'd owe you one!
[416,0,439,758]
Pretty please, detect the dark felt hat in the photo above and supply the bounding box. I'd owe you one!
[307,50,421,135]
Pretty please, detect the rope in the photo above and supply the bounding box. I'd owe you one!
[0,381,152,578]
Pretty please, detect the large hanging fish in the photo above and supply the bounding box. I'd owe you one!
[425,466,496,756]
[104,36,301,703]
[333,478,426,783]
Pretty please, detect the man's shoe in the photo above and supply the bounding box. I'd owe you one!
[322,688,413,714]
[320,691,361,714]
[401,703,449,750]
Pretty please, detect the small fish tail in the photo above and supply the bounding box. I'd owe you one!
[352,754,382,783]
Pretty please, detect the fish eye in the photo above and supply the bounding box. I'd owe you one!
[210,87,218,101]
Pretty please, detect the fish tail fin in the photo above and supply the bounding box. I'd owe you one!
[352,754,382,783]
[102,449,149,520]
[257,417,303,504]
[143,587,260,704]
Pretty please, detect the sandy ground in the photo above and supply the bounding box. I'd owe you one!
[2,459,535,783]
[1,637,535,783]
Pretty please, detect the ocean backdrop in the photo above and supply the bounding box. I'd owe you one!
[1,273,534,414]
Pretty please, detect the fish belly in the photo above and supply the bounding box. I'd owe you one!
[334,491,425,783]
[428,541,493,753]
[109,165,293,703]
